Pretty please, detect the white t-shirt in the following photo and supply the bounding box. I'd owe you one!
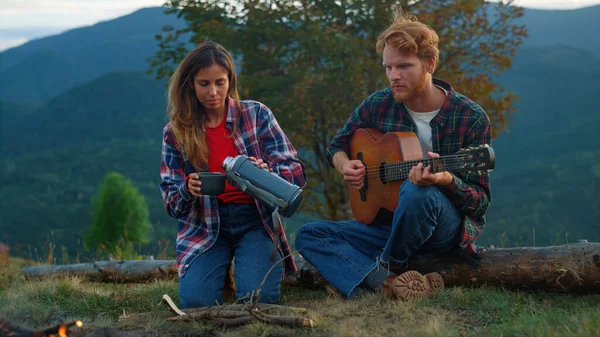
[405,86,448,158]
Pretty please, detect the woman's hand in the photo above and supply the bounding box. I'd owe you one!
[187,173,203,197]
[248,156,273,172]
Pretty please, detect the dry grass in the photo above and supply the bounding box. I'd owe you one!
[290,292,459,336]
[1,258,599,337]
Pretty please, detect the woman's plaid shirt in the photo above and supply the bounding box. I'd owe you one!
[327,79,492,265]
[160,97,306,277]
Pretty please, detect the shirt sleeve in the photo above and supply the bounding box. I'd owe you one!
[438,115,492,219]
[159,125,196,219]
[257,104,307,188]
[325,98,371,167]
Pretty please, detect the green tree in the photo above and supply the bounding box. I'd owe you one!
[85,172,152,259]
[149,0,526,220]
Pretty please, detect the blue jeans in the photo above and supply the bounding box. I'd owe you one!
[179,203,283,308]
[295,181,461,298]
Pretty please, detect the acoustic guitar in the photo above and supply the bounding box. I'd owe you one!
[348,128,495,225]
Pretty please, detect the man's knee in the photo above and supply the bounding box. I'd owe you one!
[399,180,441,206]
[295,221,330,249]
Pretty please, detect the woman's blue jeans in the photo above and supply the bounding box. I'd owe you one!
[178,203,283,308]
[295,180,461,298]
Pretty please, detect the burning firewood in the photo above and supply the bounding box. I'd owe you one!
[0,319,82,337]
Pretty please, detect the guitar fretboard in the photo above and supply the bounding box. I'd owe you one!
[383,154,470,182]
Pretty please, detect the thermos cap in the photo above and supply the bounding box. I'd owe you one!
[221,156,236,172]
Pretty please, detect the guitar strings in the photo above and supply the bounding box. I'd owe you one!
[361,166,480,181]
[357,153,479,170]
[360,162,485,186]
[359,154,487,179]
[361,163,483,179]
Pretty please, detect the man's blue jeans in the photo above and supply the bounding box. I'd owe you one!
[295,180,461,298]
[179,203,283,308]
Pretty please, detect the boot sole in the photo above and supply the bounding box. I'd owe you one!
[390,270,444,301]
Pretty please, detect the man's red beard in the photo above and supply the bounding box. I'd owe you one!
[391,72,429,103]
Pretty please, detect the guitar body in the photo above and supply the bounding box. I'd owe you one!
[349,129,423,225]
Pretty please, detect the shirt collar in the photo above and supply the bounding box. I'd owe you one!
[226,96,238,125]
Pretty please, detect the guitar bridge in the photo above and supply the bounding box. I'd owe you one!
[358,152,367,202]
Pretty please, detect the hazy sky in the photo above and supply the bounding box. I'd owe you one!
[1,0,599,52]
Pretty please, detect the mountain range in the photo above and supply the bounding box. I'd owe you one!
[0,5,598,257]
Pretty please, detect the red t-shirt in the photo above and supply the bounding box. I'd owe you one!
[205,115,254,204]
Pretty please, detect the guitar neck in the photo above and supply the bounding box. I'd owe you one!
[385,156,455,182]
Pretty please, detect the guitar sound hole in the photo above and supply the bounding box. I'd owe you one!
[379,163,387,184]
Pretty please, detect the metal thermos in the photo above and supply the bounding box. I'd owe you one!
[222,155,303,218]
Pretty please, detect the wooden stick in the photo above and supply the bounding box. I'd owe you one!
[182,303,280,313]
[217,316,255,328]
[160,294,186,316]
[158,294,314,328]
[167,311,251,322]
[216,315,313,328]
[257,313,313,328]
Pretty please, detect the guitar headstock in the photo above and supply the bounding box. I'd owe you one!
[453,144,495,175]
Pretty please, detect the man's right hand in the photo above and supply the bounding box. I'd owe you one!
[342,160,366,190]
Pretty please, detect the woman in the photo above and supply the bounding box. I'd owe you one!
[159,41,306,308]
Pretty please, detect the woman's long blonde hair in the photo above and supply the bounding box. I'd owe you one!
[166,41,241,171]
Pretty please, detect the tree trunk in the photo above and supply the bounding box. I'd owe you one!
[20,242,600,293]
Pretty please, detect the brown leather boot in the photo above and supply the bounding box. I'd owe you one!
[382,270,444,301]
[424,272,445,293]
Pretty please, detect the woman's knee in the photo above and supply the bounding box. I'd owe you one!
[256,284,281,304]
[178,254,231,308]
[178,280,223,308]
[236,283,281,304]
[233,253,283,304]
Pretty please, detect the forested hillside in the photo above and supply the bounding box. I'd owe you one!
[0,5,598,257]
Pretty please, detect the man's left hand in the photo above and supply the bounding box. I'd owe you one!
[408,152,453,186]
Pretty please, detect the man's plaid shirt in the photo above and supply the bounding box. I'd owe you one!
[160,97,306,277]
[327,78,492,265]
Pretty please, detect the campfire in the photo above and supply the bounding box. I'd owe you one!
[0,319,82,337]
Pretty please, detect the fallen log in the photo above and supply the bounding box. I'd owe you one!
[21,260,177,283]
[20,242,600,293]
[288,242,600,293]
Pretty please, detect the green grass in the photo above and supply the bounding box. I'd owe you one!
[1,262,599,337]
